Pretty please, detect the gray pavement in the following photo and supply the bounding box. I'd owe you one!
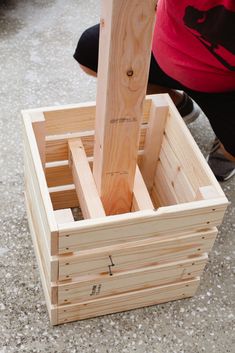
[0,1,234,352]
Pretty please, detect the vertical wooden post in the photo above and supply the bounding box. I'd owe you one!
[93,0,156,215]
[141,95,169,192]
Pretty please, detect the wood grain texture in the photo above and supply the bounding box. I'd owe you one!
[31,112,46,169]
[58,199,227,254]
[154,135,196,205]
[25,192,58,324]
[23,98,152,136]
[49,185,79,210]
[163,95,225,197]
[141,95,169,192]
[57,255,207,305]
[132,166,154,211]
[57,278,200,324]
[22,112,58,234]
[45,129,146,164]
[68,139,105,219]
[93,0,156,215]
[58,229,216,281]
[54,209,74,224]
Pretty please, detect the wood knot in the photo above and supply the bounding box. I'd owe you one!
[127,69,134,77]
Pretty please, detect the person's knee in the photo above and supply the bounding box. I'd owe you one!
[79,63,97,77]
[74,24,100,73]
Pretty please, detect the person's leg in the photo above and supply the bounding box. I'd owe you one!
[74,24,100,75]
[74,24,200,122]
[186,90,235,180]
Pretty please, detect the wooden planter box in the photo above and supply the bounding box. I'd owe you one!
[22,94,228,325]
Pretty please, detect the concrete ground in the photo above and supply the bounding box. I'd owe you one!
[0,1,234,352]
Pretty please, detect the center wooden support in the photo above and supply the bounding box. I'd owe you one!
[93,0,156,215]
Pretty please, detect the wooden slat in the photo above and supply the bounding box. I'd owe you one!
[163,95,225,197]
[31,112,46,169]
[23,98,152,136]
[22,112,58,256]
[93,0,156,215]
[39,97,152,135]
[24,167,51,283]
[57,278,200,324]
[25,192,58,324]
[152,161,179,206]
[57,255,207,305]
[156,135,196,203]
[141,95,169,192]
[49,185,79,210]
[45,128,147,163]
[25,167,59,284]
[68,139,106,219]
[58,230,216,281]
[58,197,227,254]
[54,209,74,224]
[45,161,73,187]
[195,186,221,200]
[132,166,154,211]
[48,164,153,213]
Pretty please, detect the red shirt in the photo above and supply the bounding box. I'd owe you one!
[152,0,235,92]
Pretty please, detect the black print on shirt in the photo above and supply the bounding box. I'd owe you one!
[183,5,235,71]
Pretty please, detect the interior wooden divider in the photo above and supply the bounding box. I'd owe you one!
[68,138,106,219]
[141,95,169,192]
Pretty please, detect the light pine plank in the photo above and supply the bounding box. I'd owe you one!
[57,278,200,324]
[163,95,225,197]
[23,98,151,136]
[141,95,169,192]
[49,184,79,210]
[58,229,216,280]
[93,0,156,215]
[25,192,58,324]
[35,96,152,135]
[68,139,106,219]
[54,209,74,224]
[157,135,196,203]
[58,199,227,253]
[152,161,179,206]
[195,186,221,200]
[57,255,207,305]
[23,112,56,230]
[24,143,59,256]
[45,161,73,188]
[24,168,51,283]
[45,129,147,163]
[31,112,46,169]
[132,166,154,211]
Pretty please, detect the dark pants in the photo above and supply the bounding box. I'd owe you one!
[74,24,235,157]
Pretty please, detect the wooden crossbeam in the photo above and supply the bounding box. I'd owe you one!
[68,139,106,219]
[69,138,154,219]
[93,0,156,215]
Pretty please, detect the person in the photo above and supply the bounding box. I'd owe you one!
[73,0,235,181]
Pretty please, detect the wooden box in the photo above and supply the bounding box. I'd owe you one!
[22,94,228,325]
